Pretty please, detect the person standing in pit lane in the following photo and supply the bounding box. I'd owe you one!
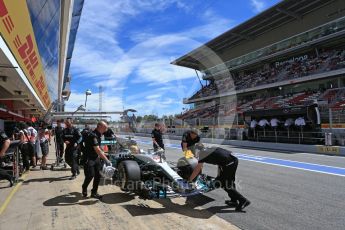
[82,121,111,199]
[80,124,91,166]
[53,120,64,162]
[151,123,164,151]
[0,130,14,187]
[62,118,82,180]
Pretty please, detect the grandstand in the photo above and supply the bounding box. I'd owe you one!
[170,0,345,145]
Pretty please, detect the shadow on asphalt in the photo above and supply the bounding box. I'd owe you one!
[100,192,135,204]
[43,192,98,206]
[122,194,240,219]
[23,176,71,184]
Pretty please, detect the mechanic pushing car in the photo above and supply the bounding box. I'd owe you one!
[189,147,251,211]
[62,118,82,180]
[151,123,164,151]
[181,128,201,158]
[82,121,111,199]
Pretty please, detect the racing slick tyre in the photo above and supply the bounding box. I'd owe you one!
[118,160,141,191]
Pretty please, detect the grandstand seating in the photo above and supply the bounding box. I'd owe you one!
[187,47,345,101]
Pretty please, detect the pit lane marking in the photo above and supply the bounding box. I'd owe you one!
[133,137,345,177]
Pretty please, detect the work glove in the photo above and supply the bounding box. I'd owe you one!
[183,150,194,159]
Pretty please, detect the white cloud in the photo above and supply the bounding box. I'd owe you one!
[68,0,234,117]
[145,94,162,100]
[250,0,266,13]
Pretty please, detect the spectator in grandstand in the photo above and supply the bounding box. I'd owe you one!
[181,128,201,158]
[151,123,164,151]
[0,129,14,187]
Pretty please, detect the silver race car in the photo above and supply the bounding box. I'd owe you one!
[101,137,216,199]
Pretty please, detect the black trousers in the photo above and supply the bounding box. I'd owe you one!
[82,158,101,194]
[217,157,246,202]
[56,141,64,158]
[0,168,12,182]
[20,143,32,171]
[65,146,79,176]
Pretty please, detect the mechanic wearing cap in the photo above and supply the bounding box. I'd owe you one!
[62,118,82,180]
[181,128,201,158]
[189,147,251,211]
[82,121,111,199]
[151,123,164,151]
[0,130,14,187]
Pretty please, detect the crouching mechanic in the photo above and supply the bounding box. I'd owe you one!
[189,147,251,211]
[82,121,111,199]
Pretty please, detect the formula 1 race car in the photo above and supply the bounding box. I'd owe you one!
[101,137,216,199]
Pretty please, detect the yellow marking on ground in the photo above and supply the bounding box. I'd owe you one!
[0,173,29,215]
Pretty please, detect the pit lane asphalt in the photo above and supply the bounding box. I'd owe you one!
[131,135,345,230]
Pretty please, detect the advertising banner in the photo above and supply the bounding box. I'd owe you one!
[0,0,51,108]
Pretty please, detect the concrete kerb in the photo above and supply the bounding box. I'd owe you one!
[120,132,345,157]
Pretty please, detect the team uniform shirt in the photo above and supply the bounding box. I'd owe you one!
[181,131,200,149]
[258,119,269,127]
[151,129,164,148]
[54,126,64,143]
[270,118,280,127]
[62,127,82,147]
[198,147,234,166]
[295,117,306,126]
[84,129,102,160]
[285,118,294,127]
[250,120,258,128]
[104,128,116,140]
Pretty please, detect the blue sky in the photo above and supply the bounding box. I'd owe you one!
[65,0,281,119]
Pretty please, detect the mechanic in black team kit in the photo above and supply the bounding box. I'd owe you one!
[80,124,90,165]
[62,118,82,180]
[151,123,164,151]
[181,128,201,157]
[189,147,251,211]
[82,121,111,199]
[53,120,64,162]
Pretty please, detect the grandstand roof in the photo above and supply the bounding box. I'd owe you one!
[171,0,335,70]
